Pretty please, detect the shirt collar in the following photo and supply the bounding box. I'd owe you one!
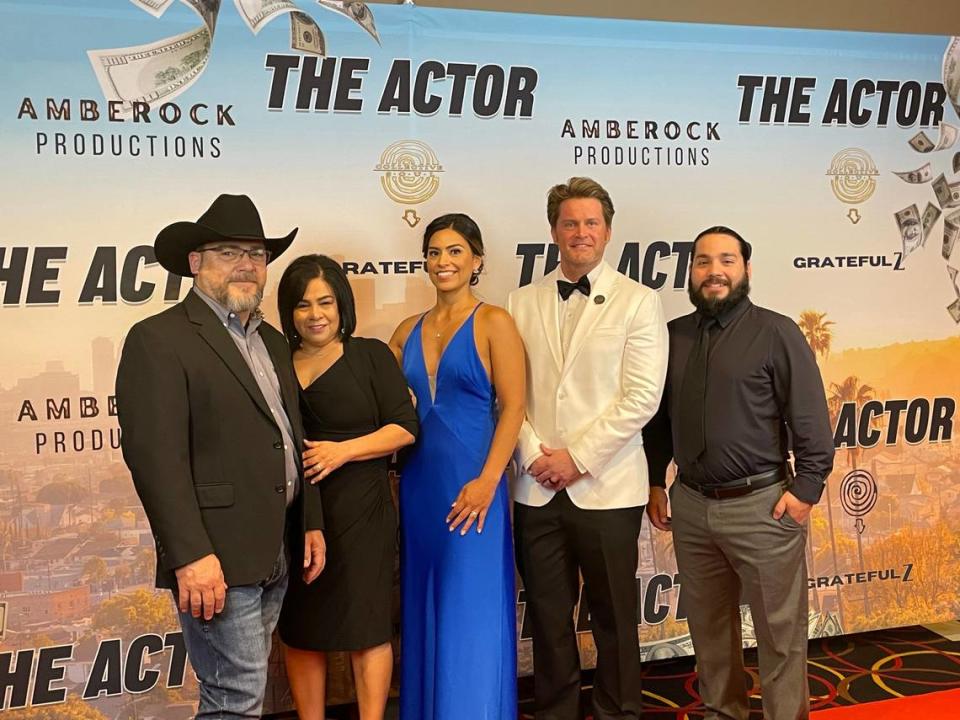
[559,262,603,286]
[193,286,263,335]
[697,296,752,329]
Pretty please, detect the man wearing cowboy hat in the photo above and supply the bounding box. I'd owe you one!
[116,194,325,718]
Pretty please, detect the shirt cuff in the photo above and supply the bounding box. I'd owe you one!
[522,452,544,474]
[568,448,587,475]
[790,473,826,505]
[649,473,668,489]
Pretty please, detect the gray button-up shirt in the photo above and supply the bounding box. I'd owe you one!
[195,288,300,506]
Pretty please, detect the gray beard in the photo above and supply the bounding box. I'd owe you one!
[214,284,263,314]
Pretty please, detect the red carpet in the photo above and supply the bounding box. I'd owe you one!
[811,687,960,719]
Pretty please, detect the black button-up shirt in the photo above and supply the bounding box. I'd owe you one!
[643,298,834,504]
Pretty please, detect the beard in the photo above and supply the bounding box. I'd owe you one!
[212,273,264,314]
[688,273,750,318]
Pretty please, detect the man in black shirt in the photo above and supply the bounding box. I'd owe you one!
[643,226,834,720]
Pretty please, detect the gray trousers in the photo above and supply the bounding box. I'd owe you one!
[670,480,810,720]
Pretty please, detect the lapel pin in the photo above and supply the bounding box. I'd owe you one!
[594,295,605,305]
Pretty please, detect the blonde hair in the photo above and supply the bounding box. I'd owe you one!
[546,177,615,228]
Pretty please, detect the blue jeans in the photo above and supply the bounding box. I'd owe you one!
[178,550,288,719]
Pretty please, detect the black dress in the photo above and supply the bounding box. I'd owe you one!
[278,337,418,651]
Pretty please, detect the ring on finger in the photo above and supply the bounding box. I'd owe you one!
[469,511,478,517]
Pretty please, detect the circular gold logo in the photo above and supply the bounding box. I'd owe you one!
[826,148,878,204]
[375,140,443,205]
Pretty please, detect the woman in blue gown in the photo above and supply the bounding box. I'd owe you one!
[389,213,526,719]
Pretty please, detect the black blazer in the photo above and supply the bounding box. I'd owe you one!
[116,291,323,589]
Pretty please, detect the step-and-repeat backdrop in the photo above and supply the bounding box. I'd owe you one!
[1,1,958,715]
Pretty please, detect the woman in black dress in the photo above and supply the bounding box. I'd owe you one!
[277,254,417,720]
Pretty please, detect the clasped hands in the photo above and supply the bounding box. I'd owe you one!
[528,444,584,491]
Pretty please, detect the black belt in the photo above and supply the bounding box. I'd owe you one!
[679,466,788,500]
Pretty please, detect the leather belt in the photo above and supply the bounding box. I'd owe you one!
[679,465,788,500]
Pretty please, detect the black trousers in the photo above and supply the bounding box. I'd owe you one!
[514,490,645,720]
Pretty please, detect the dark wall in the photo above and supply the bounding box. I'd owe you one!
[410,0,960,35]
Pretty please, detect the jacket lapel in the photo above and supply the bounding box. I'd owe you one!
[535,270,563,373]
[184,292,276,425]
[261,327,304,470]
[561,262,619,379]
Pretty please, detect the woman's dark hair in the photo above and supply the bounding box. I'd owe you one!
[277,254,357,351]
[421,213,485,286]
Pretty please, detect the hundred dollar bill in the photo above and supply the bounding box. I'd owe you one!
[944,36,960,118]
[909,130,935,153]
[921,202,942,247]
[640,635,695,661]
[893,163,932,184]
[934,122,959,151]
[182,0,222,33]
[317,0,381,45]
[130,0,174,17]
[895,203,922,259]
[88,0,221,113]
[819,613,843,638]
[948,298,960,324]
[933,173,960,209]
[233,0,300,34]
[291,12,326,55]
[88,26,212,112]
[947,265,959,296]
[944,209,960,261]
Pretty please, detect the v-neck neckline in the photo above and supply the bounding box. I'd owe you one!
[297,351,345,391]
[418,303,481,382]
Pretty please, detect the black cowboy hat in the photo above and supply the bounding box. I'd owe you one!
[154,194,298,277]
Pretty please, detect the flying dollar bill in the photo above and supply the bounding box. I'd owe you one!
[895,204,922,259]
[944,209,960,261]
[944,36,960,118]
[921,202,942,247]
[233,0,300,34]
[291,12,326,55]
[893,163,932,184]
[183,0,222,33]
[933,173,960,209]
[130,0,174,17]
[87,26,212,112]
[948,298,960,323]
[947,265,960,296]
[88,0,221,112]
[317,0,381,45]
[640,635,695,661]
[934,122,959,151]
[909,131,935,153]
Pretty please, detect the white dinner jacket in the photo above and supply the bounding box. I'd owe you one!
[506,261,668,509]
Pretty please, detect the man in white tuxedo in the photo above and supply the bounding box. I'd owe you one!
[507,177,668,719]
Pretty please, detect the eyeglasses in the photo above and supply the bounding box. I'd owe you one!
[197,246,271,265]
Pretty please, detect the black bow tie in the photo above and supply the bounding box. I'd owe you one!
[557,275,591,300]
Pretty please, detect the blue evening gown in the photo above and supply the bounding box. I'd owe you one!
[399,304,517,719]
